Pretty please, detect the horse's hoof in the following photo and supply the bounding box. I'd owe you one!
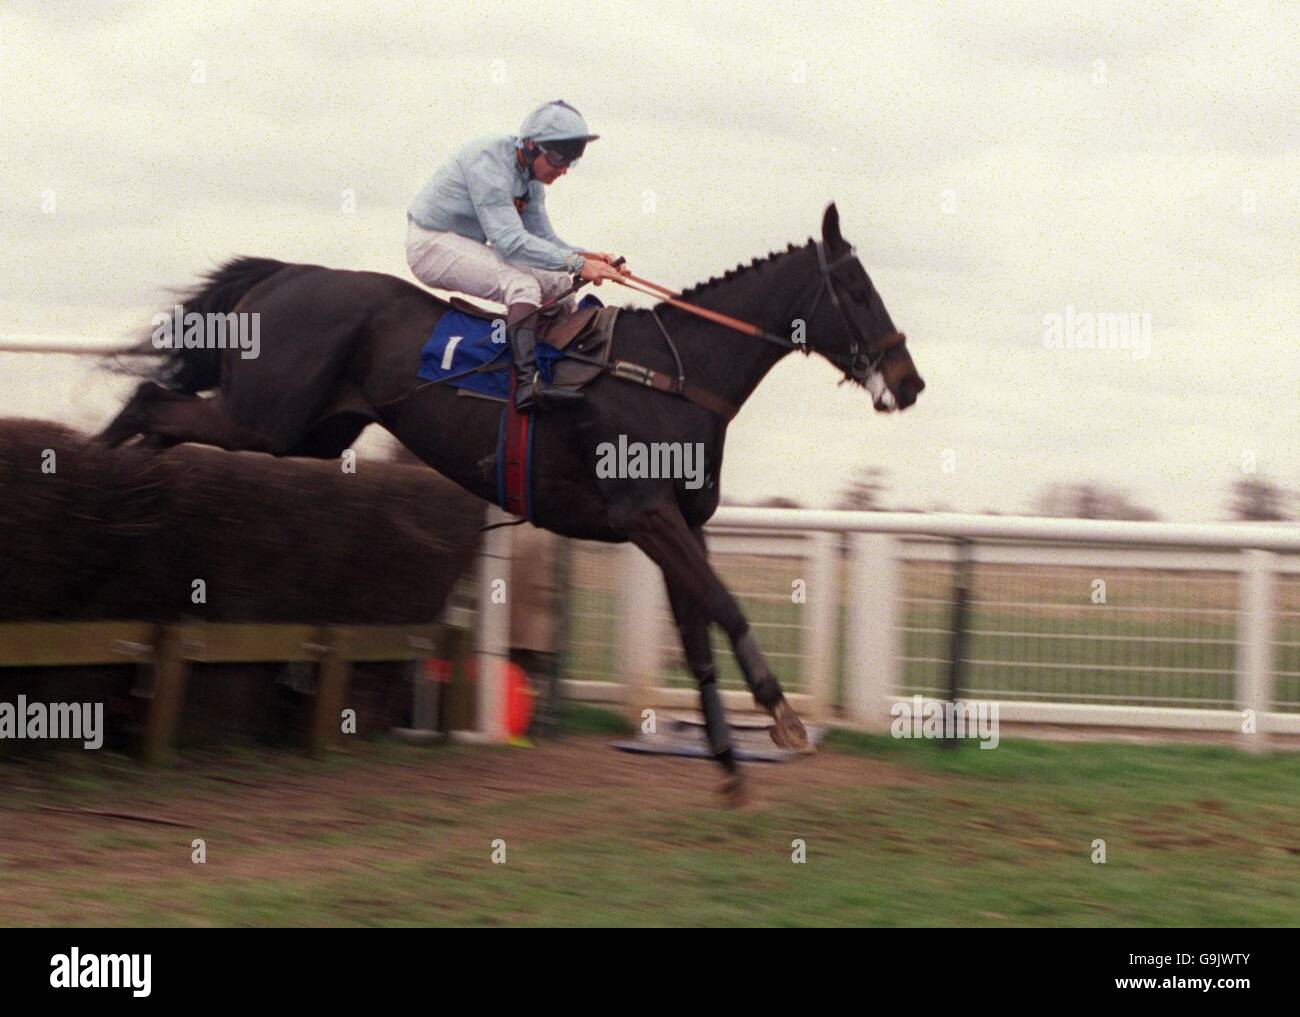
[720,774,749,808]
[768,699,814,753]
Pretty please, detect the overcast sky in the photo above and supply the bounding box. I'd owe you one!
[2,0,1296,519]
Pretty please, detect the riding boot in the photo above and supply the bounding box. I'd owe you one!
[506,302,583,413]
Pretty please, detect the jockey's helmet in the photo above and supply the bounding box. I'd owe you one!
[517,100,599,166]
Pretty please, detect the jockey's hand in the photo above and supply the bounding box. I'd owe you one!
[579,258,626,285]
[583,252,631,274]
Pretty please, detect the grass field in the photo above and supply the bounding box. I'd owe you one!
[3,708,1298,927]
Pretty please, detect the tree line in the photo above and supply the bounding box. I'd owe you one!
[729,468,1297,522]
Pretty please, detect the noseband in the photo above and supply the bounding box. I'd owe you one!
[811,240,908,383]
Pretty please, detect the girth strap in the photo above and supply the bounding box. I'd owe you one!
[609,359,739,420]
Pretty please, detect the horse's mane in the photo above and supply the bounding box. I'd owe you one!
[624,240,812,316]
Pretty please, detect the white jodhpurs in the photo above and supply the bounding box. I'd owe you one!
[405,217,574,308]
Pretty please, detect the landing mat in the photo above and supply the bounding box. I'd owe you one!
[611,714,824,763]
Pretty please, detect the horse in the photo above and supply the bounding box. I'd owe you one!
[101,202,925,802]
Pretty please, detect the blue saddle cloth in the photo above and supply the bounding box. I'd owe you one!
[417,296,602,400]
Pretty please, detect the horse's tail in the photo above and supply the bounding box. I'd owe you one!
[132,256,288,393]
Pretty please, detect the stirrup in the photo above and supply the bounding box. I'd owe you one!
[535,381,584,408]
[514,380,537,414]
[515,376,582,412]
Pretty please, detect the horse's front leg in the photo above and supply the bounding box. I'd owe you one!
[615,499,810,753]
[663,540,746,805]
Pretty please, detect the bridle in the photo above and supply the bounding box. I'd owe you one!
[810,241,908,384]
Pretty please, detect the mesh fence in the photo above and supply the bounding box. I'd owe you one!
[561,535,1300,714]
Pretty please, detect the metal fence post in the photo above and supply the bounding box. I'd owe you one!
[844,533,901,732]
[804,531,839,720]
[1238,549,1276,753]
[473,507,513,741]
[944,538,975,748]
[619,543,664,727]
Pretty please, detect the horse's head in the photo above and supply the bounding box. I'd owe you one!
[805,203,924,412]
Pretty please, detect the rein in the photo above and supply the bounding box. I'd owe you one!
[612,273,795,352]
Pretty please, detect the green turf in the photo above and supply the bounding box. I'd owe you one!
[4,725,1298,927]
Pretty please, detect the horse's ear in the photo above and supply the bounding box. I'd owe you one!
[821,202,845,251]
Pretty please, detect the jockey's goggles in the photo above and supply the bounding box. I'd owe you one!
[536,138,586,167]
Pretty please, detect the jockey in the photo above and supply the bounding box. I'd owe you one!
[406,100,628,412]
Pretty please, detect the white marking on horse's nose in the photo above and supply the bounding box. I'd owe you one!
[866,371,895,410]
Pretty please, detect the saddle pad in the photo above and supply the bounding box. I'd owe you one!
[417,309,509,399]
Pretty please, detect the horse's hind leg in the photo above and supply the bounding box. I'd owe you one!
[663,547,745,805]
[616,498,811,753]
[99,381,274,452]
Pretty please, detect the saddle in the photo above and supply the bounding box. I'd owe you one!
[446,295,618,392]
[448,294,595,347]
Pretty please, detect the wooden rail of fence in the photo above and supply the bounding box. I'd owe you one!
[0,618,474,763]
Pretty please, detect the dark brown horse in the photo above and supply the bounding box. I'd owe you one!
[102,203,924,800]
